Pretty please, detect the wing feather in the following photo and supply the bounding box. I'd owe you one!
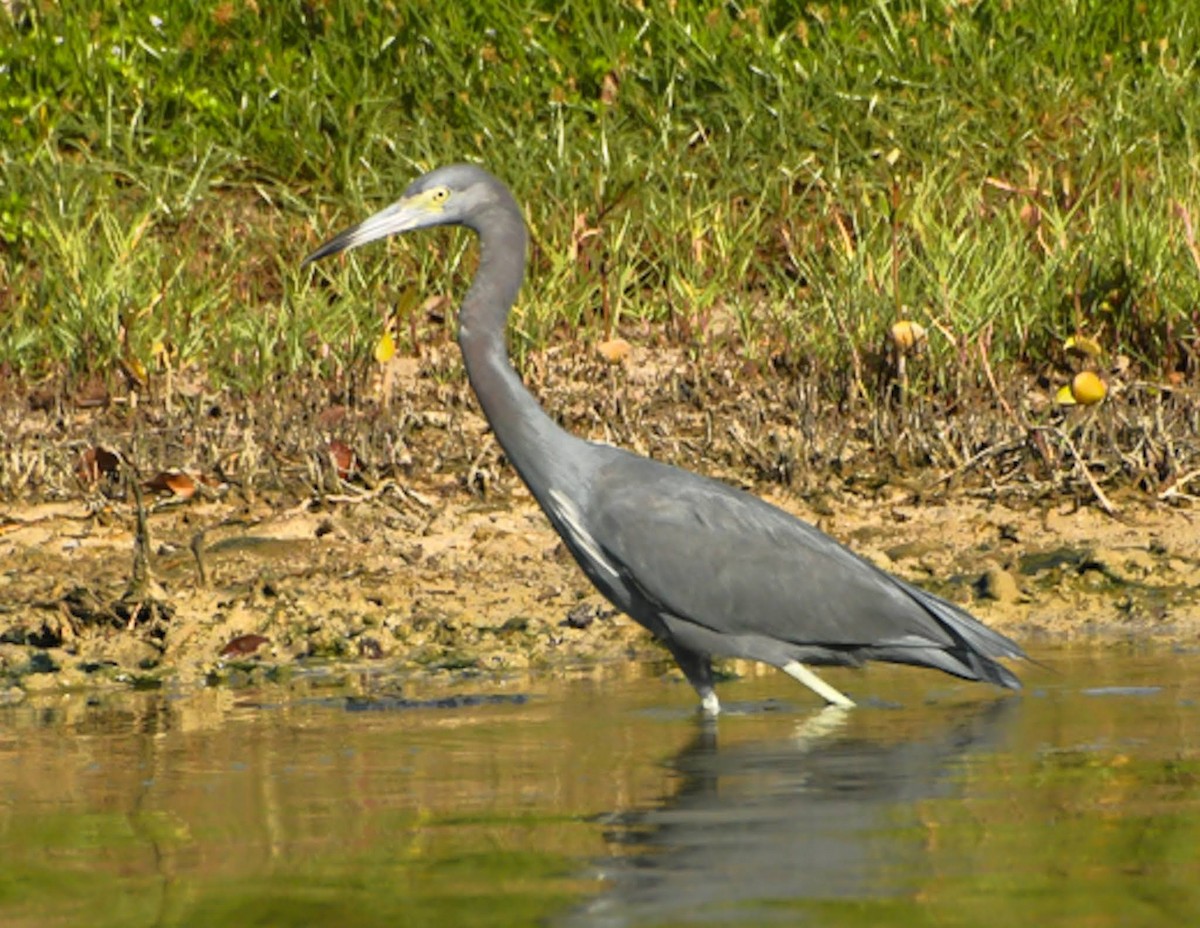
[585,452,1014,660]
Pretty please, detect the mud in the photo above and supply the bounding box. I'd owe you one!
[2,476,1198,699]
[2,343,1199,697]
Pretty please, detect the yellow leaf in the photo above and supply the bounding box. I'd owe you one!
[1055,384,1078,406]
[374,330,396,364]
[1064,335,1103,358]
[121,356,148,386]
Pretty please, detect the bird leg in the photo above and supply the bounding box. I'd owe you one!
[781,661,856,708]
[668,645,720,716]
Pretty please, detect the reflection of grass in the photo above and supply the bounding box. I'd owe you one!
[0,810,188,926]
[0,810,592,928]
[0,851,587,928]
[2,0,1198,400]
[173,848,587,928]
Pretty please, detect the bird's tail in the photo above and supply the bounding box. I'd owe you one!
[891,580,1027,689]
[865,642,1022,689]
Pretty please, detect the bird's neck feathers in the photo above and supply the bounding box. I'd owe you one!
[458,203,527,339]
[456,206,585,496]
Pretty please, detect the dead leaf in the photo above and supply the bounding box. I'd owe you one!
[316,405,349,429]
[74,376,110,408]
[144,471,198,499]
[328,440,357,478]
[596,338,632,363]
[1055,384,1078,406]
[219,634,269,658]
[1064,335,1103,358]
[600,70,619,106]
[77,446,121,483]
[120,355,149,388]
[421,294,450,321]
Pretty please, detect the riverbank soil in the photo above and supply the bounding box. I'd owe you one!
[2,348,1198,698]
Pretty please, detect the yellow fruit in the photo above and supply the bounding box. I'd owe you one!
[596,338,632,363]
[890,320,927,354]
[1070,370,1107,405]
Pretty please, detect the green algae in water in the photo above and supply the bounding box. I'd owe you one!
[0,650,1198,927]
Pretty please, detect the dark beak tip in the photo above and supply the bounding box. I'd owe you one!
[301,238,346,267]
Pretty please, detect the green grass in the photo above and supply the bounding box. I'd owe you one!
[1,0,1198,395]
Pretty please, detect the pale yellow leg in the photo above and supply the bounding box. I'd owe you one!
[781,660,856,708]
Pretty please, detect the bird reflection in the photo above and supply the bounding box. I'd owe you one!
[560,700,1016,927]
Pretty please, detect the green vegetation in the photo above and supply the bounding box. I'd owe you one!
[1,0,1198,395]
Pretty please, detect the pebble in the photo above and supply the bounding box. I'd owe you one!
[977,565,1023,604]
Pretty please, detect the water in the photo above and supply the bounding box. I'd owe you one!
[0,649,1197,927]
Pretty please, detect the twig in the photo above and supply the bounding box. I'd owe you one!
[1172,201,1200,277]
[126,460,153,597]
[1159,469,1200,501]
[1052,426,1119,515]
[273,479,428,518]
[936,437,1027,485]
[977,323,1024,430]
[121,457,170,628]
[190,529,209,587]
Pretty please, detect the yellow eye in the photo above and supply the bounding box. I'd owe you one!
[430,187,449,203]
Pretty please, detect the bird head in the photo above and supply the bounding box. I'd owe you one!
[303,163,507,265]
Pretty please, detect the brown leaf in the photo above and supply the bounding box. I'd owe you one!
[316,405,349,429]
[77,446,121,483]
[328,440,357,478]
[74,376,110,408]
[144,471,197,499]
[600,70,620,106]
[219,634,269,658]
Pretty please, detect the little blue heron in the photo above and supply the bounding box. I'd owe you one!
[305,164,1026,714]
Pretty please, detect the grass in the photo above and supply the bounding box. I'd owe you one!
[1,1,1199,502]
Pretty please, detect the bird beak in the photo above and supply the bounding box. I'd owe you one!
[302,193,443,266]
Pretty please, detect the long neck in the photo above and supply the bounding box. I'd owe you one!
[457,206,583,495]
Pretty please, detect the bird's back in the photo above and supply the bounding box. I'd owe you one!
[579,447,1023,684]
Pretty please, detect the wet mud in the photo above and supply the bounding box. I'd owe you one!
[2,345,1199,697]
[3,480,1198,699]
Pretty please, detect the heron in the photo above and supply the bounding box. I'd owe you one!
[304,164,1026,715]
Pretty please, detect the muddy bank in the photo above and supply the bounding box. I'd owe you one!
[2,481,1198,700]
[2,345,1199,697]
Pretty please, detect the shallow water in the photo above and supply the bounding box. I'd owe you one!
[1,649,1197,927]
